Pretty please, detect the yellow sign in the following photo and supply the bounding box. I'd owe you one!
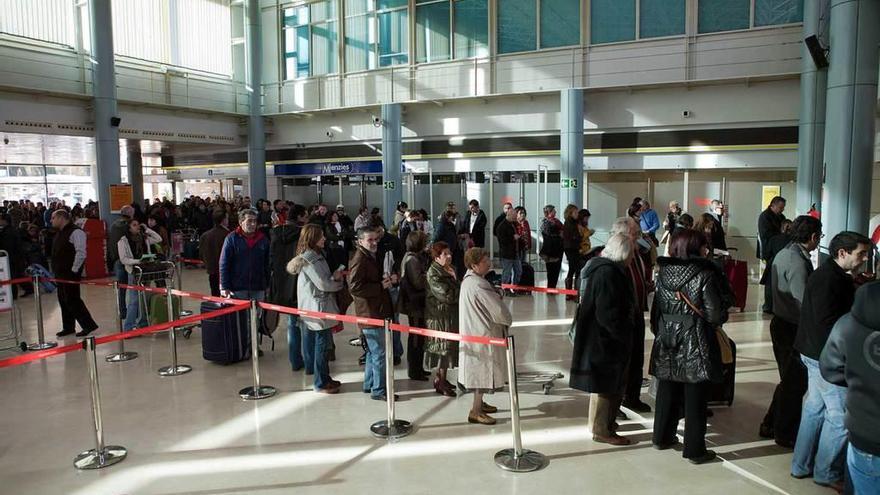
[110,184,133,213]
[761,185,781,209]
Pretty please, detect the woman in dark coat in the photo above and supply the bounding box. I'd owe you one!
[569,233,638,446]
[270,213,303,370]
[649,229,730,464]
[398,231,430,381]
[539,205,564,288]
[424,241,460,397]
[562,204,583,301]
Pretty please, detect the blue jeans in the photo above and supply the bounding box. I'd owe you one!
[849,444,880,494]
[113,260,127,319]
[362,327,386,398]
[501,258,521,286]
[792,355,848,483]
[123,273,147,331]
[287,315,304,370]
[303,328,332,389]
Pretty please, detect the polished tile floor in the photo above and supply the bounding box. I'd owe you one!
[0,269,835,495]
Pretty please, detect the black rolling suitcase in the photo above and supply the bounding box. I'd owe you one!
[519,261,535,287]
[707,338,736,406]
[200,301,250,364]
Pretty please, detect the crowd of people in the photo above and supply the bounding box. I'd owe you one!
[2,191,879,492]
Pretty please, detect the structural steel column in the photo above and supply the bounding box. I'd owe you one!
[822,0,879,240]
[795,0,829,216]
[560,89,584,208]
[381,104,403,224]
[127,142,144,207]
[247,0,268,200]
[89,0,122,222]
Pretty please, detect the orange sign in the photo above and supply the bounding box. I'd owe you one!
[110,184,133,213]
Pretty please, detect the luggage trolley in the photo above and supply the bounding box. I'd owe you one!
[0,250,26,353]
[132,261,177,328]
[516,371,564,395]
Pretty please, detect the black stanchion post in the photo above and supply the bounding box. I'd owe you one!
[494,334,547,472]
[105,280,137,362]
[370,319,412,439]
[239,299,277,400]
[73,337,127,470]
[158,288,191,376]
[27,274,57,351]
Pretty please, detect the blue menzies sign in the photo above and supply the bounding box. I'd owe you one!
[275,160,401,176]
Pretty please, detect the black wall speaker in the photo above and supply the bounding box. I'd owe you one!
[804,35,829,69]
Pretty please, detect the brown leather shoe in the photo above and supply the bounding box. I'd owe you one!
[468,412,496,425]
[481,402,498,414]
[435,378,456,397]
[316,386,339,394]
[592,434,633,446]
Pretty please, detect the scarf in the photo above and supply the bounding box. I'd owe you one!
[235,226,264,249]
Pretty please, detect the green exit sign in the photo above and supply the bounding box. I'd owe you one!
[383,181,396,190]
[561,178,579,189]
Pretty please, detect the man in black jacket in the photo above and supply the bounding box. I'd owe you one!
[493,202,513,238]
[758,196,787,312]
[496,209,520,296]
[820,282,880,494]
[791,232,871,489]
[464,199,488,248]
[270,204,306,371]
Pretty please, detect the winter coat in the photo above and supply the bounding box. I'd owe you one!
[398,251,428,318]
[425,261,460,361]
[348,245,394,330]
[569,257,637,394]
[269,223,301,307]
[562,218,582,258]
[820,282,880,456]
[219,228,271,292]
[649,256,729,384]
[496,219,518,260]
[287,249,344,330]
[796,259,857,361]
[458,270,512,390]
[199,225,230,275]
[539,217,564,261]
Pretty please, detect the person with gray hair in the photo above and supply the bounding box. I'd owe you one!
[219,208,270,302]
[569,232,638,446]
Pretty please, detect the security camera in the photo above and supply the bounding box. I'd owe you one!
[371,115,382,127]
[2,137,8,145]
[682,110,692,118]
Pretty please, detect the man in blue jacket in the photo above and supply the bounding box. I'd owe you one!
[219,208,270,302]
[638,200,660,246]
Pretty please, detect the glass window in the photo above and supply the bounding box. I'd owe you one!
[755,0,804,26]
[540,0,579,48]
[497,0,536,54]
[698,0,750,33]
[640,0,686,38]
[416,1,451,63]
[344,0,407,72]
[284,1,339,79]
[453,0,488,59]
[591,0,635,44]
[0,0,76,47]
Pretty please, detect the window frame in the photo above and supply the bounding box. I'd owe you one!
[414,0,489,65]
[589,0,687,47]
[696,0,804,36]
[496,0,581,54]
[282,0,340,81]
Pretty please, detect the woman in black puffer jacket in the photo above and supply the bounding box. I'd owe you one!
[649,229,730,464]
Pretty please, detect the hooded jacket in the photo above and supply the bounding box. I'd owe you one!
[820,282,880,456]
[649,256,729,384]
[286,249,343,330]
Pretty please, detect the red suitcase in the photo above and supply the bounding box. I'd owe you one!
[723,258,748,311]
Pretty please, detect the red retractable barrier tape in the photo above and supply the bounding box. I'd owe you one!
[46,278,114,288]
[501,284,576,296]
[0,277,32,286]
[389,322,508,347]
[0,302,249,369]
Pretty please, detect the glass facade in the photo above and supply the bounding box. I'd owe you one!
[416,0,451,63]
[755,0,804,26]
[0,164,95,206]
[698,0,751,33]
[345,0,408,72]
[497,0,536,54]
[284,1,339,80]
[416,0,488,63]
[640,0,686,39]
[540,0,580,48]
[453,0,489,59]
[590,0,636,44]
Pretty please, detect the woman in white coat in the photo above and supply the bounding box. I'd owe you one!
[118,218,162,331]
[459,247,513,425]
[286,224,345,394]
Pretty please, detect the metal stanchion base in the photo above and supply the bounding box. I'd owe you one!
[27,341,58,351]
[494,449,547,472]
[158,364,192,376]
[370,419,413,439]
[239,385,277,400]
[105,351,138,362]
[73,446,127,470]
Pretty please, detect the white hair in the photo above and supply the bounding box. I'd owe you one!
[610,216,638,236]
[603,233,634,263]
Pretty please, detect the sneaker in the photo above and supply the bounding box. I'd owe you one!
[686,450,717,464]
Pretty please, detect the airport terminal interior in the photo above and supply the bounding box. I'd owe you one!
[1,0,880,494]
